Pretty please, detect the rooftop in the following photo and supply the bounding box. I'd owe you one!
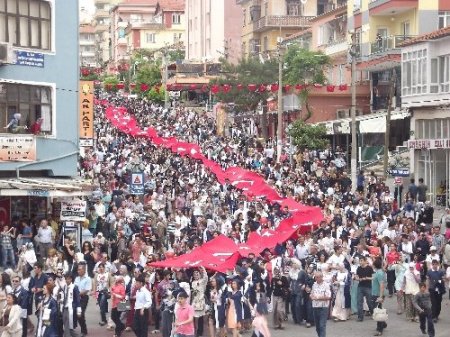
[400,26,450,47]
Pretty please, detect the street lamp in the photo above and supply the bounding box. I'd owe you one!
[276,41,286,163]
[349,33,358,190]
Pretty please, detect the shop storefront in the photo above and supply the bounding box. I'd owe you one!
[408,109,450,206]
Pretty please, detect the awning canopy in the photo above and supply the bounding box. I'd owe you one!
[0,178,93,197]
[320,110,410,135]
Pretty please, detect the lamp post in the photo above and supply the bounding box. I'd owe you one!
[276,42,285,163]
[350,33,358,191]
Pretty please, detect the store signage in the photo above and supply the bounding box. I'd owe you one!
[27,190,50,197]
[387,168,410,177]
[60,200,87,221]
[15,51,44,67]
[0,136,36,162]
[79,138,94,147]
[408,138,450,149]
[79,81,94,139]
[130,172,145,195]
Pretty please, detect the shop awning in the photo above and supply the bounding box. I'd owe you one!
[320,110,410,135]
[0,178,93,197]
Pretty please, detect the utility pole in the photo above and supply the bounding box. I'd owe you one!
[276,42,284,163]
[383,68,397,179]
[162,47,169,109]
[350,33,357,190]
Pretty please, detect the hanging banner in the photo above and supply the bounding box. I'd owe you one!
[79,81,94,139]
[0,136,36,162]
[60,200,87,221]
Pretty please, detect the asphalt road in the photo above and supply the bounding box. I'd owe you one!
[27,291,448,337]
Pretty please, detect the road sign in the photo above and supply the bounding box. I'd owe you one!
[130,172,145,195]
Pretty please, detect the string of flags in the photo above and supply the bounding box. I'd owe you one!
[96,81,349,93]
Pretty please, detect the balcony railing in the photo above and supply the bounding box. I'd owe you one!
[324,39,348,55]
[253,15,314,32]
[369,0,417,10]
[370,35,416,55]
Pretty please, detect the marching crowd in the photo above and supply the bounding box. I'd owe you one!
[1,92,450,337]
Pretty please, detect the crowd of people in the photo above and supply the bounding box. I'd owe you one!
[1,92,450,337]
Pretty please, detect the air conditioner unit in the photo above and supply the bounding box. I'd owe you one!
[0,42,15,65]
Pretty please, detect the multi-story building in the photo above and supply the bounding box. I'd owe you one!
[186,0,242,63]
[403,26,450,205]
[125,0,186,51]
[93,0,121,66]
[0,0,84,221]
[80,24,98,68]
[238,0,317,59]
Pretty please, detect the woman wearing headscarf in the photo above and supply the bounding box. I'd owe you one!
[331,263,351,321]
[190,267,208,337]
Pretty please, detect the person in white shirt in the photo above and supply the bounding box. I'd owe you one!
[133,275,152,337]
[37,219,54,259]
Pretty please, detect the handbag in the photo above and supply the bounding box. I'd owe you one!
[117,300,131,312]
[372,304,388,322]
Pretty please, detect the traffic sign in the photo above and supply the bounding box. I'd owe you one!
[130,172,145,195]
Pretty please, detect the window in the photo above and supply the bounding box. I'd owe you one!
[129,14,143,23]
[338,64,344,85]
[438,11,450,29]
[172,13,181,24]
[0,82,52,134]
[0,0,51,50]
[146,33,156,43]
[353,0,361,11]
[402,49,428,96]
[287,4,299,16]
[173,33,182,43]
[439,55,450,93]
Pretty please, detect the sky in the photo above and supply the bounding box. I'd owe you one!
[79,0,95,15]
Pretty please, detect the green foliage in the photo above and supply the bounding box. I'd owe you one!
[146,87,165,103]
[283,46,330,121]
[103,76,119,92]
[288,119,329,151]
[80,73,99,81]
[135,63,162,88]
[210,57,278,111]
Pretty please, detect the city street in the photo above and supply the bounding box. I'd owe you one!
[62,294,450,337]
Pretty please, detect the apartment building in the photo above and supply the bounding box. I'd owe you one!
[186,0,242,63]
[238,0,317,59]
[80,24,98,68]
[93,0,121,66]
[403,26,450,205]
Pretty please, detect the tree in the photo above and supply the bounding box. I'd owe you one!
[210,57,278,111]
[146,86,165,103]
[134,62,162,95]
[288,119,329,151]
[283,45,330,121]
[103,76,119,92]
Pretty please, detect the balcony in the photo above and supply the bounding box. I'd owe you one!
[95,10,109,18]
[253,15,313,32]
[117,37,128,46]
[94,24,109,33]
[324,39,348,56]
[369,0,417,15]
[370,35,415,55]
[95,0,109,5]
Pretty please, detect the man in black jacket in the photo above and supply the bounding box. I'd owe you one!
[12,274,30,337]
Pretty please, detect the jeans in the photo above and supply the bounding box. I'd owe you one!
[291,293,304,324]
[313,307,328,337]
[357,286,372,320]
[78,295,89,334]
[1,247,16,268]
[429,289,443,319]
[371,296,387,333]
[419,312,435,337]
[97,292,108,323]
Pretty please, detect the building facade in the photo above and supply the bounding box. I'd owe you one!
[238,0,317,59]
[0,0,79,178]
[403,27,450,206]
[186,0,242,63]
[80,23,98,68]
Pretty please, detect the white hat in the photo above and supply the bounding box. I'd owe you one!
[430,246,437,251]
